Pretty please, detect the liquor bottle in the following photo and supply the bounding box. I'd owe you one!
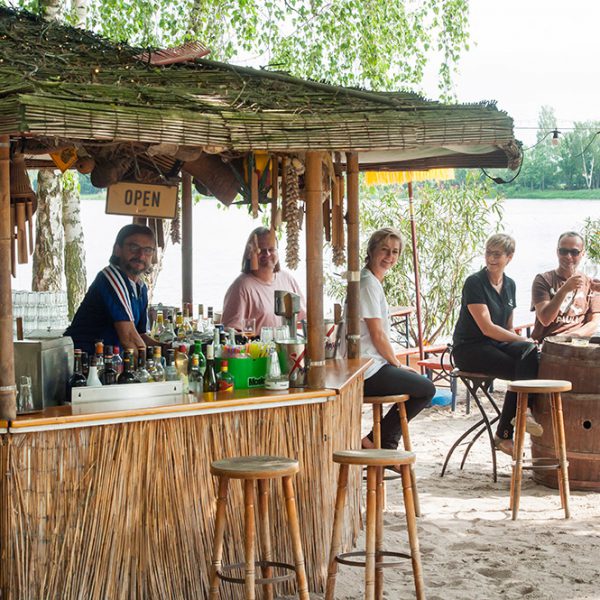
[112,345,124,375]
[197,304,205,332]
[135,347,151,383]
[188,354,204,396]
[206,306,214,331]
[159,314,176,345]
[164,349,179,381]
[100,348,117,385]
[151,346,166,382]
[175,311,185,341]
[81,351,89,378]
[213,327,222,358]
[86,355,102,387]
[145,348,157,382]
[175,344,189,393]
[152,310,166,339]
[68,349,87,401]
[217,360,235,392]
[117,350,140,384]
[182,307,194,340]
[191,340,207,376]
[203,343,218,397]
[94,340,105,376]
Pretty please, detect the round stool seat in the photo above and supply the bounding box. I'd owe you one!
[210,456,299,479]
[507,379,572,394]
[453,369,494,380]
[333,449,415,467]
[363,394,410,405]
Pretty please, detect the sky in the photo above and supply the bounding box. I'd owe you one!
[422,0,600,146]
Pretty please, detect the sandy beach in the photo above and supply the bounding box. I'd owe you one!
[312,380,600,600]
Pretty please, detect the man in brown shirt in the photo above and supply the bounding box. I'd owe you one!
[531,231,600,341]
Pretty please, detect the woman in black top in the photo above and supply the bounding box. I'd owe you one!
[452,234,539,455]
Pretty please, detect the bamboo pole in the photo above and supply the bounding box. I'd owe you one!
[181,173,193,308]
[305,151,325,388]
[0,134,16,420]
[345,153,360,359]
[408,182,425,366]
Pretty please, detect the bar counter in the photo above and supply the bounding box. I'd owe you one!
[0,358,370,599]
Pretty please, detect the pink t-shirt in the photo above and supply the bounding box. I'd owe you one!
[221,271,306,332]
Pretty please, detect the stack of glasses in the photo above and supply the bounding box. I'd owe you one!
[11,290,69,338]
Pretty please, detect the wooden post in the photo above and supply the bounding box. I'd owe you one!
[345,152,360,359]
[0,135,16,420]
[181,172,193,308]
[305,151,325,388]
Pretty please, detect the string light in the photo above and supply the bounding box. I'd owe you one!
[552,129,560,146]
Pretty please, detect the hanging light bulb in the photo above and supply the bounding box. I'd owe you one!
[551,129,560,146]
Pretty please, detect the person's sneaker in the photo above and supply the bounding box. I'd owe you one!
[511,409,544,437]
[494,435,514,456]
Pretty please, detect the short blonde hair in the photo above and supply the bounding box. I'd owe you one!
[365,227,403,266]
[486,233,515,256]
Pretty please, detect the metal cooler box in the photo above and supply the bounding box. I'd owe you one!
[14,336,74,409]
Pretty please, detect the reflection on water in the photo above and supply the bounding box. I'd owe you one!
[11,197,600,327]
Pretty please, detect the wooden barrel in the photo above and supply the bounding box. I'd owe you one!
[532,336,600,491]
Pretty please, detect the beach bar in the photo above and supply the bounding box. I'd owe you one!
[0,8,520,598]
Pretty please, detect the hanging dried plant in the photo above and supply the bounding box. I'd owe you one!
[284,157,303,269]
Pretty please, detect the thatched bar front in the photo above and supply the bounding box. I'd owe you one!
[0,360,366,598]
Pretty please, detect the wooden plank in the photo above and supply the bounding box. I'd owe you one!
[345,153,360,359]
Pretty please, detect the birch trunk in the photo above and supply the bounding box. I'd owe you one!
[62,171,86,318]
[32,170,64,292]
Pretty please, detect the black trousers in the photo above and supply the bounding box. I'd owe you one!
[364,364,436,449]
[452,340,539,439]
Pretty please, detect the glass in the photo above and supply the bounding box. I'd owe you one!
[17,375,35,413]
[242,318,256,338]
[582,262,598,280]
[275,325,290,342]
[260,327,274,344]
[125,242,155,256]
[485,250,505,259]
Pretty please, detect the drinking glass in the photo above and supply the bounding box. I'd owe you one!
[260,327,274,344]
[242,318,256,338]
[18,375,35,413]
[275,325,290,342]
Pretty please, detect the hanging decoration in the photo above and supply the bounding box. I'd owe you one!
[283,156,304,270]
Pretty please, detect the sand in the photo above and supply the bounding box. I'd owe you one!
[312,380,600,600]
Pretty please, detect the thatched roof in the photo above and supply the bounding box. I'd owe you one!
[0,7,521,172]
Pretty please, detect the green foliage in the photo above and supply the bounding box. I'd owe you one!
[326,173,504,343]
[3,0,470,95]
[583,217,600,263]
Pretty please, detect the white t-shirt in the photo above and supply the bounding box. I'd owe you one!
[360,267,391,379]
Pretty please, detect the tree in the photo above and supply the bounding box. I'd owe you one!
[327,173,504,343]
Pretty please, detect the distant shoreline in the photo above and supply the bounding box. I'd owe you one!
[502,189,600,200]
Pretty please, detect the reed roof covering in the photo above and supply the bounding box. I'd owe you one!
[0,7,520,170]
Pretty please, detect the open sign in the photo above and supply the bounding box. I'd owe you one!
[106,182,178,218]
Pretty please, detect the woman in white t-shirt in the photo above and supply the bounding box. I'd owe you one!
[360,228,435,452]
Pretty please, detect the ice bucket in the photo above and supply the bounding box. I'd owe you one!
[276,340,306,387]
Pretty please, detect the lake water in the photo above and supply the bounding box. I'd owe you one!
[11,197,600,328]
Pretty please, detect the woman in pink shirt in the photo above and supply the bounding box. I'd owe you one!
[221,227,306,333]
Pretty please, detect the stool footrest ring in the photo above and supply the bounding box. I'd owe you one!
[514,457,566,471]
[335,550,411,568]
[217,560,296,585]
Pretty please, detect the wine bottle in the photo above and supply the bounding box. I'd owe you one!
[117,350,140,384]
[68,349,87,402]
[203,344,218,398]
[217,360,234,392]
[99,348,117,385]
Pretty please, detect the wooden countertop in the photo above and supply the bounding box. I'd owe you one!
[7,358,371,433]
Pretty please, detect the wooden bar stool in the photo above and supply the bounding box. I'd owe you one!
[325,449,425,600]
[208,456,309,600]
[363,394,420,516]
[508,379,572,520]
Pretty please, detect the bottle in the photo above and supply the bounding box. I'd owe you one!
[182,307,194,340]
[191,340,207,376]
[145,348,157,382]
[94,340,105,376]
[217,360,235,392]
[206,306,214,332]
[81,351,89,378]
[135,347,151,383]
[151,346,166,382]
[175,311,185,341]
[112,345,124,375]
[152,310,166,339]
[100,348,117,385]
[188,354,204,396]
[68,349,87,401]
[213,327,222,358]
[164,349,179,381]
[117,350,140,384]
[175,344,189,393]
[86,355,102,387]
[197,304,205,332]
[203,343,218,398]
[159,314,176,345]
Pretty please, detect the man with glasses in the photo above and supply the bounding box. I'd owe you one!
[531,231,600,341]
[65,224,160,355]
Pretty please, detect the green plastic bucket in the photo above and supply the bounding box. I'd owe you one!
[216,357,268,389]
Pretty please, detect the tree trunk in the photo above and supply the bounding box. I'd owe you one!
[32,169,64,292]
[72,0,87,27]
[62,171,86,318]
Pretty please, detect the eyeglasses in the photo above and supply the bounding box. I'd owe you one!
[557,248,582,257]
[485,250,506,259]
[125,242,155,256]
